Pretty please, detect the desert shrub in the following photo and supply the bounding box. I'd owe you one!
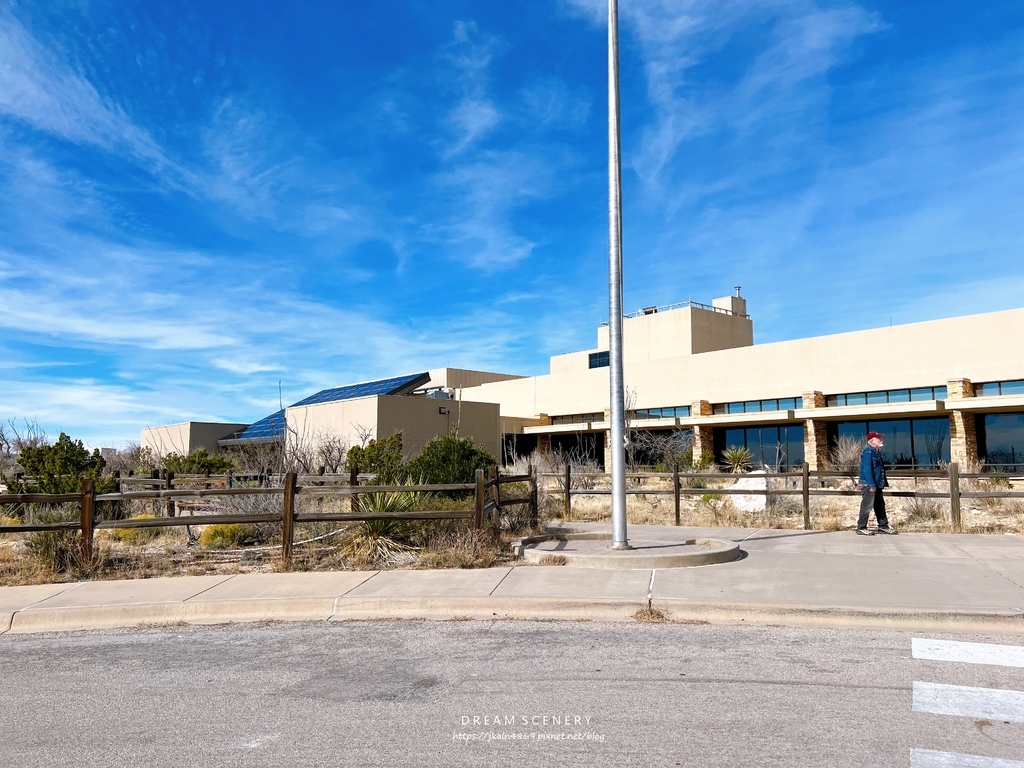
[103,443,158,477]
[108,515,163,545]
[163,449,236,475]
[405,430,496,489]
[198,523,262,549]
[14,433,116,494]
[346,433,404,482]
[828,435,862,475]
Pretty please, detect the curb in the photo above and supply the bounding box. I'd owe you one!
[520,534,741,569]
[653,599,1024,634]
[330,597,647,622]
[5,599,338,634]
[2,596,1023,635]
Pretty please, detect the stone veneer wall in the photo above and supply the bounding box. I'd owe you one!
[946,379,979,467]
[536,414,552,455]
[691,400,714,461]
[801,391,829,471]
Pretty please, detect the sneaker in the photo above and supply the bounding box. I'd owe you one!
[876,526,898,535]
[856,528,875,536]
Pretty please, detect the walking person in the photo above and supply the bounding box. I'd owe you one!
[857,431,897,535]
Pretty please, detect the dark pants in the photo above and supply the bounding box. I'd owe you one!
[858,488,889,529]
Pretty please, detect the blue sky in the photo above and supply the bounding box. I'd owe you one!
[2,0,1023,448]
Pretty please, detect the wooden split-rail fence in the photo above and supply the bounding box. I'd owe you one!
[545,462,1024,531]
[0,466,538,566]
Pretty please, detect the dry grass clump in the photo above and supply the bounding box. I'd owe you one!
[536,554,568,566]
[414,523,501,569]
[810,498,850,531]
[632,607,667,623]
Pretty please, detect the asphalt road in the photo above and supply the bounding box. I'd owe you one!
[2,621,1023,767]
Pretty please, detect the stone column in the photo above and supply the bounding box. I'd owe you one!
[536,414,552,456]
[945,379,979,468]
[801,391,829,471]
[690,400,714,463]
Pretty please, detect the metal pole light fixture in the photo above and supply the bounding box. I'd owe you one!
[607,0,629,550]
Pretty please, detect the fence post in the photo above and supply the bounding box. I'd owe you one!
[226,469,234,489]
[474,468,485,530]
[949,462,962,531]
[564,463,572,521]
[281,471,297,567]
[349,465,360,514]
[165,471,175,517]
[150,469,159,516]
[802,462,811,530]
[528,463,539,529]
[80,478,95,565]
[673,463,681,526]
[490,465,501,526]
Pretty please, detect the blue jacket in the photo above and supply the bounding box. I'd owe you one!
[859,445,888,489]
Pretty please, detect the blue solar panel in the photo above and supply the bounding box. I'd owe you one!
[234,409,285,441]
[291,372,430,408]
[231,372,430,442]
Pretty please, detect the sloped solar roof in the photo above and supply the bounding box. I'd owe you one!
[224,372,431,443]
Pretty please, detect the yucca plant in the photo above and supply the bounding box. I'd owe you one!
[340,481,423,567]
[722,445,754,473]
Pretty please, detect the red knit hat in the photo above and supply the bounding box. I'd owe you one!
[867,431,884,441]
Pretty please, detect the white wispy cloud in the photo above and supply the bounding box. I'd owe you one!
[438,20,505,158]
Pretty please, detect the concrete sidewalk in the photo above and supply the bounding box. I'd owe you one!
[1,525,1022,636]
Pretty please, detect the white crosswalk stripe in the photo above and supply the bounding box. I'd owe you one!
[913,638,1024,668]
[911,638,1024,766]
[913,681,1024,723]
[910,749,1024,768]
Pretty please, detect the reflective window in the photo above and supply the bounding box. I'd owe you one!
[869,419,912,467]
[635,405,692,420]
[978,382,1000,396]
[713,397,801,414]
[588,351,609,369]
[911,418,950,466]
[1002,380,1024,396]
[551,412,604,425]
[826,386,946,406]
[979,413,1024,470]
[828,417,949,468]
[713,424,804,469]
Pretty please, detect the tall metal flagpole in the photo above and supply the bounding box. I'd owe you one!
[607,0,629,549]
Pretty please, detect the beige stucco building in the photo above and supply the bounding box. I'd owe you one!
[458,291,1024,471]
[141,368,513,466]
[143,293,1024,473]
